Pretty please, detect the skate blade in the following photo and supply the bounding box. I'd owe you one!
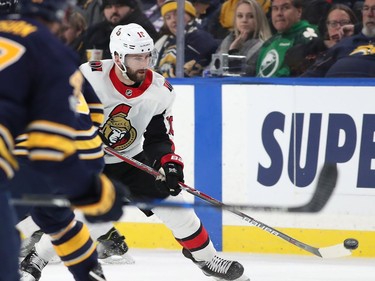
[213,274,250,281]
[99,253,135,264]
[234,275,250,281]
[89,271,106,281]
[20,271,37,281]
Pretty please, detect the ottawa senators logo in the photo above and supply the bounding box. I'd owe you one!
[100,104,137,150]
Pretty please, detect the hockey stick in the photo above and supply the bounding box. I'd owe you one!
[10,162,337,212]
[104,147,352,258]
[10,147,346,257]
[104,146,337,213]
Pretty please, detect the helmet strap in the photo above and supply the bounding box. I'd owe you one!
[113,56,131,80]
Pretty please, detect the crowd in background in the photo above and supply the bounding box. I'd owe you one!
[0,1,373,280]
[65,0,372,77]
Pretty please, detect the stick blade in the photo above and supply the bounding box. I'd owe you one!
[318,243,352,258]
[289,163,338,213]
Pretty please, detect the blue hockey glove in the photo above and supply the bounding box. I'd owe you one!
[71,174,129,222]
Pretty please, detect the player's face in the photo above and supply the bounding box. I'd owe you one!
[125,53,151,82]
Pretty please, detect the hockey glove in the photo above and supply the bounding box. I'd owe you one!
[157,153,184,196]
[71,174,129,223]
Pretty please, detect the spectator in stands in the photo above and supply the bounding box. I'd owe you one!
[155,0,218,77]
[302,0,375,77]
[189,0,222,34]
[208,0,272,76]
[143,0,165,32]
[286,3,357,75]
[255,0,319,77]
[80,0,158,61]
[78,0,104,27]
[191,0,211,19]
[206,0,271,41]
[60,11,87,53]
[325,4,357,45]
[301,0,332,35]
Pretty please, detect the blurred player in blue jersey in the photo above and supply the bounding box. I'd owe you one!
[10,80,111,281]
[13,73,133,281]
[0,0,129,280]
[0,3,26,280]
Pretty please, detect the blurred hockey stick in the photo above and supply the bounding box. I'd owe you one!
[103,147,353,258]
[104,147,337,213]
[10,158,337,212]
[11,146,347,258]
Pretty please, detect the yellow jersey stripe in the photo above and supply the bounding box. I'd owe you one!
[0,138,18,169]
[78,150,104,160]
[76,126,97,138]
[63,243,97,267]
[27,132,76,157]
[89,112,104,127]
[28,120,76,137]
[75,135,102,150]
[0,158,15,178]
[0,124,14,148]
[50,220,76,241]
[53,223,91,257]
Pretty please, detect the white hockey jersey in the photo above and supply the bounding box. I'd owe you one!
[80,60,176,165]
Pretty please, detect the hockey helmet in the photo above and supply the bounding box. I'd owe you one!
[18,0,75,22]
[109,23,158,72]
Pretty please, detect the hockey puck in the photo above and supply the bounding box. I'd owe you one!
[344,238,359,250]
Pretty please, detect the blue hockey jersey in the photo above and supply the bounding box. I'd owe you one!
[0,16,103,197]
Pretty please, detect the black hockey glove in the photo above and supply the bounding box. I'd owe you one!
[71,174,129,223]
[157,153,184,196]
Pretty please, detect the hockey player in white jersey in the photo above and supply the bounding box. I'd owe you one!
[79,23,250,281]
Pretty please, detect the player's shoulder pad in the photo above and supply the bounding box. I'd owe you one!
[152,70,174,92]
[163,79,174,92]
[88,61,103,72]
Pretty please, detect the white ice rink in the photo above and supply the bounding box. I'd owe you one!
[40,249,375,281]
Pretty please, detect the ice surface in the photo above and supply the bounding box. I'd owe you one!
[40,249,375,281]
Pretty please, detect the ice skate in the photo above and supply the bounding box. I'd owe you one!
[20,230,62,264]
[89,263,107,281]
[20,249,48,281]
[20,230,43,258]
[182,248,250,281]
[97,227,135,264]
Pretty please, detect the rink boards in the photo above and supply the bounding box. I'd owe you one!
[115,78,375,257]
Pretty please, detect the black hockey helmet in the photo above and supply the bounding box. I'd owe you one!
[18,0,76,22]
